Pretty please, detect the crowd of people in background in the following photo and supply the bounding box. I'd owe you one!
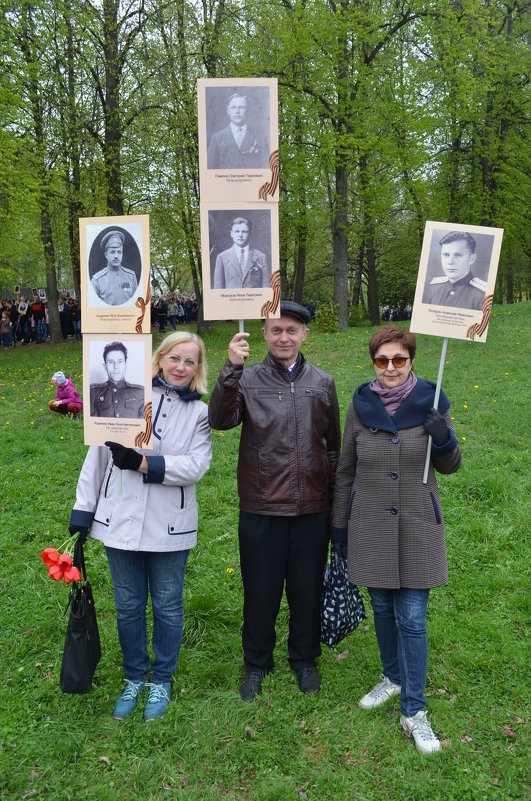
[382,304,412,322]
[151,294,198,332]
[1,291,417,345]
[0,291,199,346]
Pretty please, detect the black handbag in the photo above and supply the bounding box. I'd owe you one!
[320,551,366,649]
[60,538,101,693]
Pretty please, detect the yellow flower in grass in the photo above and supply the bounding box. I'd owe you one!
[226,567,234,574]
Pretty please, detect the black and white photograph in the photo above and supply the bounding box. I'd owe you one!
[410,221,503,342]
[206,86,270,170]
[83,333,152,447]
[197,77,278,203]
[87,225,142,308]
[89,338,145,419]
[200,201,280,321]
[422,228,494,311]
[79,215,151,335]
[209,209,272,290]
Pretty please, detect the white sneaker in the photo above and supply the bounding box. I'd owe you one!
[358,674,401,709]
[400,710,441,754]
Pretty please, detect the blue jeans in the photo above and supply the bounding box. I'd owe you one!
[368,587,430,717]
[105,547,189,682]
[73,319,81,339]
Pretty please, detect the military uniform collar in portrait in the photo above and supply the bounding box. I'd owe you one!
[428,271,486,310]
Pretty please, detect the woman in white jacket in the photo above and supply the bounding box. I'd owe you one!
[69,332,212,722]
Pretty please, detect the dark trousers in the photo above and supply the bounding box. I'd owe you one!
[238,510,329,670]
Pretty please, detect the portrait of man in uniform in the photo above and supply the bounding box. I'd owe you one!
[423,231,490,311]
[89,228,140,307]
[206,87,270,170]
[90,341,144,419]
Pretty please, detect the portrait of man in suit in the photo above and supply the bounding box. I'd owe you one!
[207,90,270,170]
[213,216,271,290]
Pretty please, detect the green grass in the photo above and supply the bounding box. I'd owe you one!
[0,304,529,800]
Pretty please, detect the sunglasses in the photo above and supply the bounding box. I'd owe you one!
[373,355,410,369]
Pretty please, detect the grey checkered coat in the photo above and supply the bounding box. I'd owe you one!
[331,378,462,589]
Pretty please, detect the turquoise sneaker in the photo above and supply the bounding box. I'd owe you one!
[144,681,172,721]
[112,679,145,720]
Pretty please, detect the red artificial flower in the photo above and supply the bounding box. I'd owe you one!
[40,548,60,567]
[58,553,72,569]
[64,565,82,584]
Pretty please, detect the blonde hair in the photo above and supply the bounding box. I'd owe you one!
[152,331,208,394]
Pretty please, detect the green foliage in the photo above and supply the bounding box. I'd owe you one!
[314,303,339,333]
[0,305,529,800]
[347,304,370,327]
[0,0,529,310]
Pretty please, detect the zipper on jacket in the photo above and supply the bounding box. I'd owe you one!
[180,486,184,509]
[290,380,301,510]
[104,464,114,497]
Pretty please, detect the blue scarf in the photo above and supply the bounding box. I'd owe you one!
[152,375,202,402]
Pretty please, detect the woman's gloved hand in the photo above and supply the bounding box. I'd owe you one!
[68,524,89,545]
[423,408,450,445]
[105,441,143,471]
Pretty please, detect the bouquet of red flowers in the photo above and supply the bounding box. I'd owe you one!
[40,541,82,584]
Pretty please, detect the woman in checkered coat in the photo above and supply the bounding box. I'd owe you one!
[331,327,461,755]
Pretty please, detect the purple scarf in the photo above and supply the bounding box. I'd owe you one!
[369,370,417,417]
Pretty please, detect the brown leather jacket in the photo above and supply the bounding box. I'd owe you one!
[208,352,341,516]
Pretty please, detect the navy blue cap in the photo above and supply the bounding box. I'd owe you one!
[279,301,311,325]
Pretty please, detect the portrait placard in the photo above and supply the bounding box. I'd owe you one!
[83,333,152,448]
[198,78,279,203]
[201,202,280,321]
[410,221,503,342]
[80,215,151,334]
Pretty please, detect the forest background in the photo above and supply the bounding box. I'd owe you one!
[0,0,529,335]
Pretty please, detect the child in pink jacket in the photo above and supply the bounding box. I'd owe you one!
[49,371,83,421]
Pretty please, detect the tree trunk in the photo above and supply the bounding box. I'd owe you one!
[65,0,82,300]
[366,222,379,326]
[332,162,349,328]
[352,240,364,307]
[103,0,124,215]
[20,3,61,340]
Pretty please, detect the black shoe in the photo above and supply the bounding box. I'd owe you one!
[296,664,321,694]
[239,669,265,701]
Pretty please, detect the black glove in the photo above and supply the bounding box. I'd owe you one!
[331,540,348,559]
[105,440,143,471]
[423,408,449,445]
[69,524,89,545]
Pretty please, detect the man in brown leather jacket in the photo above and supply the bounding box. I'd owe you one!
[208,301,341,700]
